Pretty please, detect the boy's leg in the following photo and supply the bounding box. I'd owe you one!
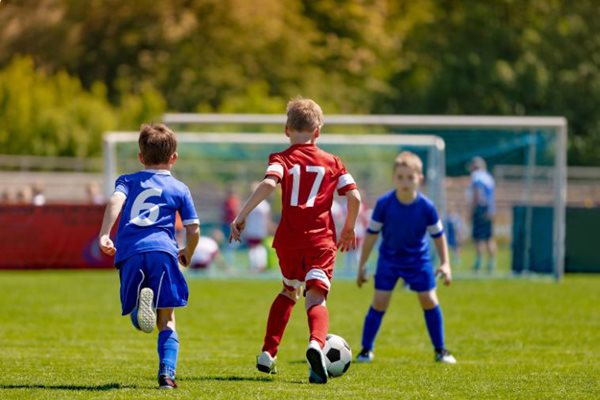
[486,238,496,272]
[261,287,299,358]
[157,308,179,389]
[303,248,336,384]
[305,285,329,384]
[359,290,392,359]
[417,290,444,351]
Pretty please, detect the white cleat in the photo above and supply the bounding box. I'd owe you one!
[306,340,328,384]
[435,349,457,364]
[356,349,374,363]
[256,351,277,374]
[137,288,156,333]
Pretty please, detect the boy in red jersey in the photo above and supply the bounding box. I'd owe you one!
[229,97,361,384]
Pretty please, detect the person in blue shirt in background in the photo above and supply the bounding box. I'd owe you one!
[98,123,200,389]
[468,156,496,273]
[356,151,456,364]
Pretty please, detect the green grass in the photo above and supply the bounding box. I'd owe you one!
[0,271,598,399]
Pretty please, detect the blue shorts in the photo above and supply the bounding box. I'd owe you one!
[374,259,436,292]
[472,206,493,241]
[117,251,188,315]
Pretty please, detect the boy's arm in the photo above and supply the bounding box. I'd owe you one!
[357,233,378,288]
[434,234,452,286]
[337,188,361,252]
[229,177,278,242]
[178,224,200,267]
[98,193,126,256]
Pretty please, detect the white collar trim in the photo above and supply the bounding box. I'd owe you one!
[142,169,171,175]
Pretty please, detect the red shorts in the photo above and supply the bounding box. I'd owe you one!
[275,247,337,294]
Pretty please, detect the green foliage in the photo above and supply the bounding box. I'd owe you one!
[0,271,598,399]
[1,0,600,163]
[0,56,164,157]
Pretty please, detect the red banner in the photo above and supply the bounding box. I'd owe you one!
[0,205,115,269]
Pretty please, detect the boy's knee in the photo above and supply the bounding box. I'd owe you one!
[280,287,300,302]
[418,290,439,310]
[305,286,327,310]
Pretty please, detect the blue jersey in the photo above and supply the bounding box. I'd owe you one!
[471,170,495,214]
[113,169,199,264]
[367,191,444,268]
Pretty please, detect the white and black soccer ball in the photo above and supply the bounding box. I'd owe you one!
[323,333,352,377]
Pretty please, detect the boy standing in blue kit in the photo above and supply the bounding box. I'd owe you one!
[356,151,456,364]
[98,123,200,389]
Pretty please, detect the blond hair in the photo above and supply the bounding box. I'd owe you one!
[138,123,177,165]
[394,151,423,174]
[286,97,323,132]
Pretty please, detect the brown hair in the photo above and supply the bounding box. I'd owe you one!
[138,123,177,165]
[394,151,423,174]
[286,97,324,132]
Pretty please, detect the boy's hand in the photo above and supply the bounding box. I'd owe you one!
[337,227,357,252]
[229,217,245,243]
[436,263,452,286]
[98,234,116,256]
[356,266,368,288]
[178,248,193,267]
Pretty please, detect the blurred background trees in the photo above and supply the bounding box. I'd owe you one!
[1,0,599,164]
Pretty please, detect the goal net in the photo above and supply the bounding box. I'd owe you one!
[103,131,445,279]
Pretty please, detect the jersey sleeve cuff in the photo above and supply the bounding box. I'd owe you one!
[337,183,357,195]
[265,164,283,181]
[182,218,200,226]
[112,190,127,199]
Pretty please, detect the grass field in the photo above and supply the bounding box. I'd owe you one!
[0,271,598,399]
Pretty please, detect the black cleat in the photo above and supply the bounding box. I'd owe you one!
[158,374,177,389]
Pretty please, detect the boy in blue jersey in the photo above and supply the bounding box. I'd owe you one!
[468,156,496,272]
[98,123,200,389]
[356,151,456,364]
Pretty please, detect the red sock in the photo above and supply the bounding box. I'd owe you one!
[262,294,295,357]
[307,304,329,348]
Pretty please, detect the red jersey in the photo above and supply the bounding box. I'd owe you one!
[265,143,357,249]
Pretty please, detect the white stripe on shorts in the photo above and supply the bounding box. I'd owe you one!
[305,268,331,290]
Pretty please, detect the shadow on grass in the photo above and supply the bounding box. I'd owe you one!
[181,375,274,383]
[0,383,136,391]
[287,359,310,365]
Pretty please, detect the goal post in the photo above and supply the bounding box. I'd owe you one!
[160,114,567,280]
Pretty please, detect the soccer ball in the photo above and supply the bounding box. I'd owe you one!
[323,334,352,377]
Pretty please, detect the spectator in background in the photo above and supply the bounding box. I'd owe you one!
[222,185,240,239]
[1,188,16,204]
[191,229,228,272]
[221,185,241,267]
[468,156,496,272]
[86,182,106,205]
[242,181,273,273]
[32,182,46,206]
[16,186,33,205]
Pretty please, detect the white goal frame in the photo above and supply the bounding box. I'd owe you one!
[103,132,446,216]
[161,113,567,280]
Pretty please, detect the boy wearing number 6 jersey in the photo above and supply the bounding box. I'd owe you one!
[229,97,361,384]
[98,123,200,389]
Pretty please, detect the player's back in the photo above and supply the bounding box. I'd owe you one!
[114,170,197,263]
[266,144,356,249]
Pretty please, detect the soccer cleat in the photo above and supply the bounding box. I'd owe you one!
[130,308,141,331]
[306,340,328,384]
[356,348,374,363]
[256,351,277,374]
[158,374,177,389]
[435,349,457,364]
[137,287,156,333]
